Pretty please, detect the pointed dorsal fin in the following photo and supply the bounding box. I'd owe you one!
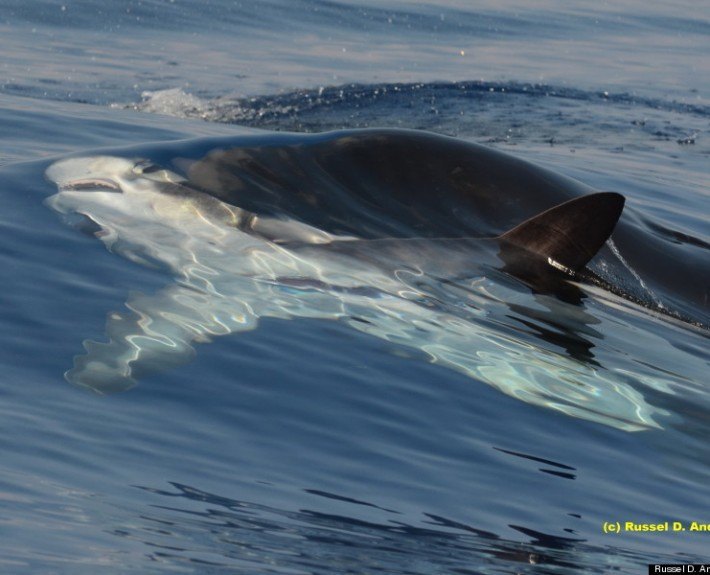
[498,192,625,272]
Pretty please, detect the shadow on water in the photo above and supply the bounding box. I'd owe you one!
[124,481,679,574]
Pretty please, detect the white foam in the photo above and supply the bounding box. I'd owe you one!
[133,88,211,119]
[607,238,664,309]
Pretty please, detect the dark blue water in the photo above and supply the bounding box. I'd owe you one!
[1,2,709,573]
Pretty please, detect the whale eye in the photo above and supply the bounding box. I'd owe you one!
[133,160,186,183]
[134,161,161,175]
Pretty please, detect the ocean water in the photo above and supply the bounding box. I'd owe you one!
[1,1,709,574]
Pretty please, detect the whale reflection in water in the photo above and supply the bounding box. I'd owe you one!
[45,129,708,431]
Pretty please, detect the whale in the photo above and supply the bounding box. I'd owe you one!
[44,129,709,430]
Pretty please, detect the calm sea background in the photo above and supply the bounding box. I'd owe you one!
[0,1,708,573]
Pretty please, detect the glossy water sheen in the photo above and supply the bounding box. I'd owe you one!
[0,1,709,573]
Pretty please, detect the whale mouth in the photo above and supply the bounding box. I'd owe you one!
[59,178,122,193]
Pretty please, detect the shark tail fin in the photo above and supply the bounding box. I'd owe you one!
[498,192,625,272]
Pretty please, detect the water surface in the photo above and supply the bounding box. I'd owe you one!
[0,1,708,573]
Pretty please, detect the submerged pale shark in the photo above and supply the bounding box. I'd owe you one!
[45,129,709,431]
